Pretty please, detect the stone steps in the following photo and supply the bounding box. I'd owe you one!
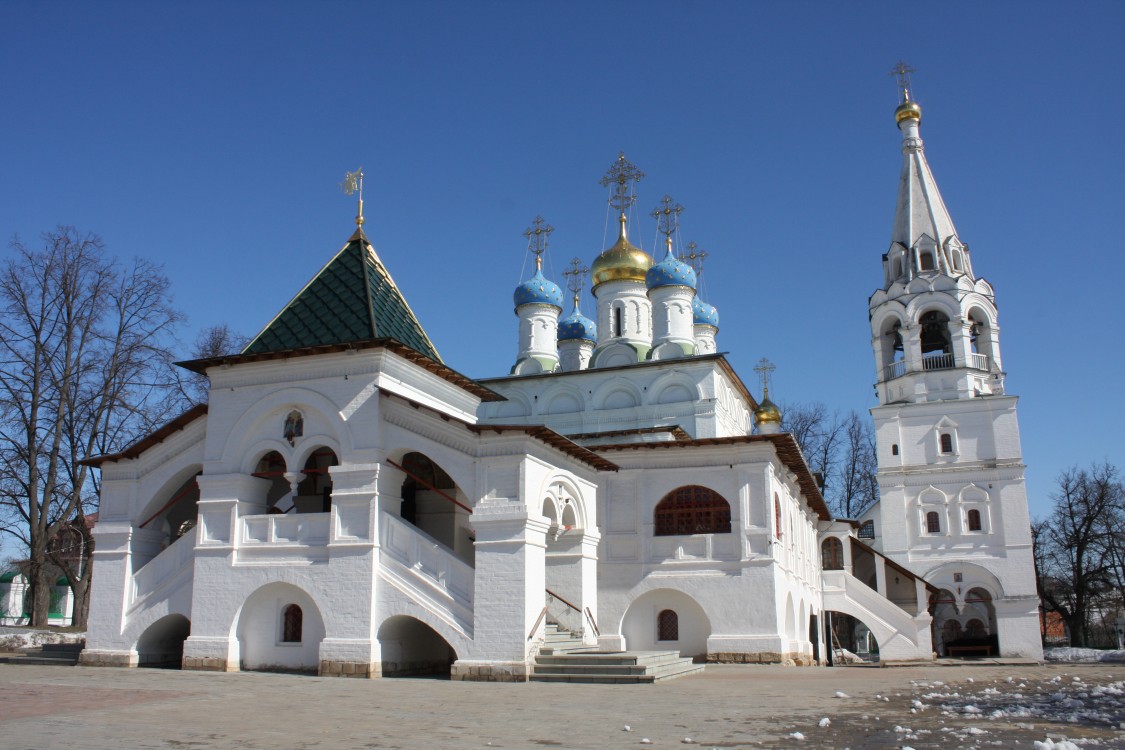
[0,642,83,666]
[532,644,704,684]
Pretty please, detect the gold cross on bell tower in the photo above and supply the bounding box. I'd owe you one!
[651,195,684,256]
[685,242,708,275]
[890,60,916,101]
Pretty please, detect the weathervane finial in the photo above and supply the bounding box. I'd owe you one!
[523,216,554,271]
[341,167,365,227]
[599,152,645,216]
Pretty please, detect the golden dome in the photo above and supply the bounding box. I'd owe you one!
[591,214,653,288]
[753,395,782,425]
[895,98,922,124]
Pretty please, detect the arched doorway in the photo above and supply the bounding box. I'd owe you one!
[397,452,473,564]
[542,479,596,640]
[235,582,326,673]
[136,614,191,668]
[824,611,880,662]
[377,615,457,677]
[295,448,337,513]
[252,451,292,512]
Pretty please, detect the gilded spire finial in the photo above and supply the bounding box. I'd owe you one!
[341,167,365,227]
[651,194,684,258]
[523,216,554,271]
[563,257,590,310]
[599,152,645,217]
[753,357,777,398]
[890,61,922,126]
[685,242,708,276]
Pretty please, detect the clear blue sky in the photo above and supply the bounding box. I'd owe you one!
[2,1,1122,544]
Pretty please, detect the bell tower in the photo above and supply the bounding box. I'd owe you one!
[866,65,1042,660]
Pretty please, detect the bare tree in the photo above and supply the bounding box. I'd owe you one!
[0,227,184,627]
[836,411,878,519]
[176,323,249,405]
[781,402,873,518]
[1034,462,1125,647]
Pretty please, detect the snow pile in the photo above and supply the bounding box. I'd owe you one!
[1033,740,1081,750]
[0,627,85,651]
[1045,647,1125,664]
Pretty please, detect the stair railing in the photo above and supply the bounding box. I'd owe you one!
[528,606,548,641]
[545,587,599,638]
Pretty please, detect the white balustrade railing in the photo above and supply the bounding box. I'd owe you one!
[132,529,195,605]
[240,513,330,546]
[883,360,906,381]
[921,352,955,371]
[969,353,990,371]
[379,510,474,609]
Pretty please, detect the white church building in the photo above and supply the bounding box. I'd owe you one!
[79,84,1043,680]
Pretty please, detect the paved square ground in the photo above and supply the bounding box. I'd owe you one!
[1,663,1122,749]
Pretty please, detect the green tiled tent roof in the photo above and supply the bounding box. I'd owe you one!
[244,229,441,362]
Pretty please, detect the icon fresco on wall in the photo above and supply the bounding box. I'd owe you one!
[284,410,304,446]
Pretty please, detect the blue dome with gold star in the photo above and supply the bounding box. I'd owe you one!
[558,307,597,343]
[646,252,697,291]
[513,269,563,311]
[693,296,719,328]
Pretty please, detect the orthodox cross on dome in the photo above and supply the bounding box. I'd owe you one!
[753,357,776,396]
[563,257,590,308]
[340,167,365,227]
[890,60,916,101]
[685,242,708,275]
[599,152,645,215]
[523,215,554,271]
[651,195,684,254]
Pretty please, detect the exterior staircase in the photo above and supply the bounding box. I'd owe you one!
[532,623,704,683]
[0,641,83,666]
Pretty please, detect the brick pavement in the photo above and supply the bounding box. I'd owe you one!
[1,663,1123,749]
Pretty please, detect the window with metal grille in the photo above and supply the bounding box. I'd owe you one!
[940,433,954,454]
[926,511,941,534]
[653,486,731,536]
[821,537,844,570]
[967,508,982,531]
[657,609,679,641]
[282,604,303,643]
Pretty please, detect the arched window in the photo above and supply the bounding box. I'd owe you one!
[282,604,303,643]
[613,306,623,337]
[654,486,731,536]
[919,310,952,357]
[967,508,982,532]
[821,538,844,570]
[965,618,987,638]
[940,433,954,454]
[942,619,962,643]
[926,511,941,534]
[657,609,679,641]
[919,252,935,271]
[774,494,782,540]
[891,444,899,456]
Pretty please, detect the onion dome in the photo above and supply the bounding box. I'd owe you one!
[513,269,563,311]
[692,296,719,328]
[591,214,653,289]
[646,244,697,291]
[753,395,782,427]
[558,307,597,343]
